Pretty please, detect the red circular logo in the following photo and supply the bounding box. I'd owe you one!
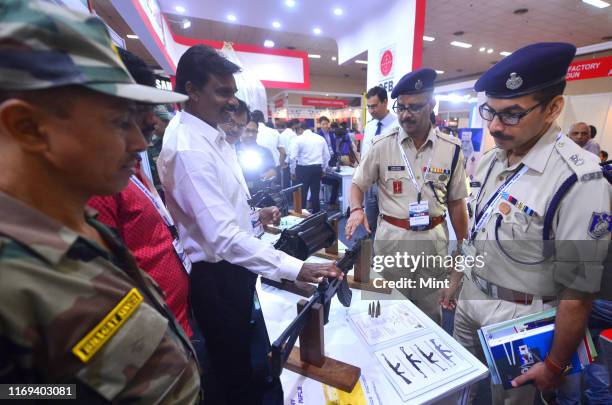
[380,50,393,77]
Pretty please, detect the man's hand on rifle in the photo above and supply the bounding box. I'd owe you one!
[345,207,370,240]
[259,206,281,226]
[297,262,343,283]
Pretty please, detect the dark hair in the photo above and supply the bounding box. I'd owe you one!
[601,150,608,159]
[319,116,330,124]
[175,45,241,95]
[290,118,301,128]
[531,81,566,110]
[251,110,265,124]
[590,125,597,139]
[366,86,388,103]
[276,120,287,130]
[118,48,155,87]
[234,98,250,122]
[298,121,310,131]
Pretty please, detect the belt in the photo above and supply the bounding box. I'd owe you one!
[470,273,556,305]
[382,214,445,231]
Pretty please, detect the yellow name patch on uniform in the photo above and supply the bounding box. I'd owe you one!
[72,288,143,363]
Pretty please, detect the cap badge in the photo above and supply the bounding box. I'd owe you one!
[414,79,423,90]
[505,72,523,90]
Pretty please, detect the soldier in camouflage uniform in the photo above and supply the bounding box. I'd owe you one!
[0,1,200,403]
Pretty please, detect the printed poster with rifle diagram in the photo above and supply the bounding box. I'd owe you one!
[375,332,474,402]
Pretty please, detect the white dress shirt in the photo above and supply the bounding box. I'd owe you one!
[157,111,302,281]
[256,123,281,166]
[289,129,331,174]
[279,128,297,164]
[361,111,397,158]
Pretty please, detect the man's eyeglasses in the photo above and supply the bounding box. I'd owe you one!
[478,100,546,126]
[392,100,428,114]
[225,119,246,132]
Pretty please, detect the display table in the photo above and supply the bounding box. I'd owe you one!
[325,166,355,213]
[257,256,488,405]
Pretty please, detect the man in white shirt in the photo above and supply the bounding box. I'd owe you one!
[361,86,397,236]
[158,45,340,405]
[278,119,298,188]
[252,110,284,181]
[290,122,331,213]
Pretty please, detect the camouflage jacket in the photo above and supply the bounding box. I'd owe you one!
[0,192,200,404]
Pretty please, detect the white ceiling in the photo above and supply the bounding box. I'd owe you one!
[96,0,612,85]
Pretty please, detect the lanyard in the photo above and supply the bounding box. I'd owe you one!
[130,175,174,230]
[130,175,192,274]
[397,135,432,203]
[470,162,528,240]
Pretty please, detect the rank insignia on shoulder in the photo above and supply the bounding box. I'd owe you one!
[588,212,612,239]
[388,166,405,171]
[581,171,603,182]
[470,181,481,188]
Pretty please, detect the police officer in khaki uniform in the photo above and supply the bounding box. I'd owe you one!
[454,42,610,404]
[346,68,469,324]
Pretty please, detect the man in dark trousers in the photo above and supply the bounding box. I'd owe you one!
[158,45,341,405]
[290,122,331,213]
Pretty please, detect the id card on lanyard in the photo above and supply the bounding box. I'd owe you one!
[130,175,192,274]
[462,159,529,271]
[397,135,433,231]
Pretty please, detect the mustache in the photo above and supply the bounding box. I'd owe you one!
[400,119,417,126]
[491,131,513,141]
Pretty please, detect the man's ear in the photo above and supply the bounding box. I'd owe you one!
[0,100,50,153]
[545,95,564,124]
[185,81,201,102]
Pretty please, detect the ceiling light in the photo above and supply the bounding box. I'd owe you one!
[264,40,275,48]
[333,8,343,15]
[313,27,322,35]
[479,47,486,52]
[308,54,321,59]
[423,35,435,42]
[175,5,186,13]
[487,48,494,54]
[582,0,610,8]
[126,34,139,39]
[355,60,368,64]
[227,14,237,22]
[331,56,337,61]
[182,19,191,29]
[285,0,296,7]
[450,41,472,48]
[272,21,281,29]
[500,51,512,56]
[435,70,445,74]
[325,93,330,96]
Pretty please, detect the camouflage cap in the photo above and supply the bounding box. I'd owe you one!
[0,0,187,104]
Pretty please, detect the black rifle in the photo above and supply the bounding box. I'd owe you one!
[249,183,303,216]
[274,211,336,260]
[269,235,369,377]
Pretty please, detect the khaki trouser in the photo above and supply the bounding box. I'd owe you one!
[453,279,557,405]
[375,219,449,325]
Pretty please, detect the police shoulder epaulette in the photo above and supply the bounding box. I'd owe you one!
[435,130,462,146]
[555,139,602,182]
[372,126,400,145]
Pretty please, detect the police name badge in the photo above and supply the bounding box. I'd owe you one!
[250,209,264,238]
[409,200,430,230]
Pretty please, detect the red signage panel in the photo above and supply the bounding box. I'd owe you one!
[302,97,348,108]
[567,56,612,81]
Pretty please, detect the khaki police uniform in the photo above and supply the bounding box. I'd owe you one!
[454,124,610,404]
[353,125,468,322]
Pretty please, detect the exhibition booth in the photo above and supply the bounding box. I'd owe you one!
[51,1,612,404]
